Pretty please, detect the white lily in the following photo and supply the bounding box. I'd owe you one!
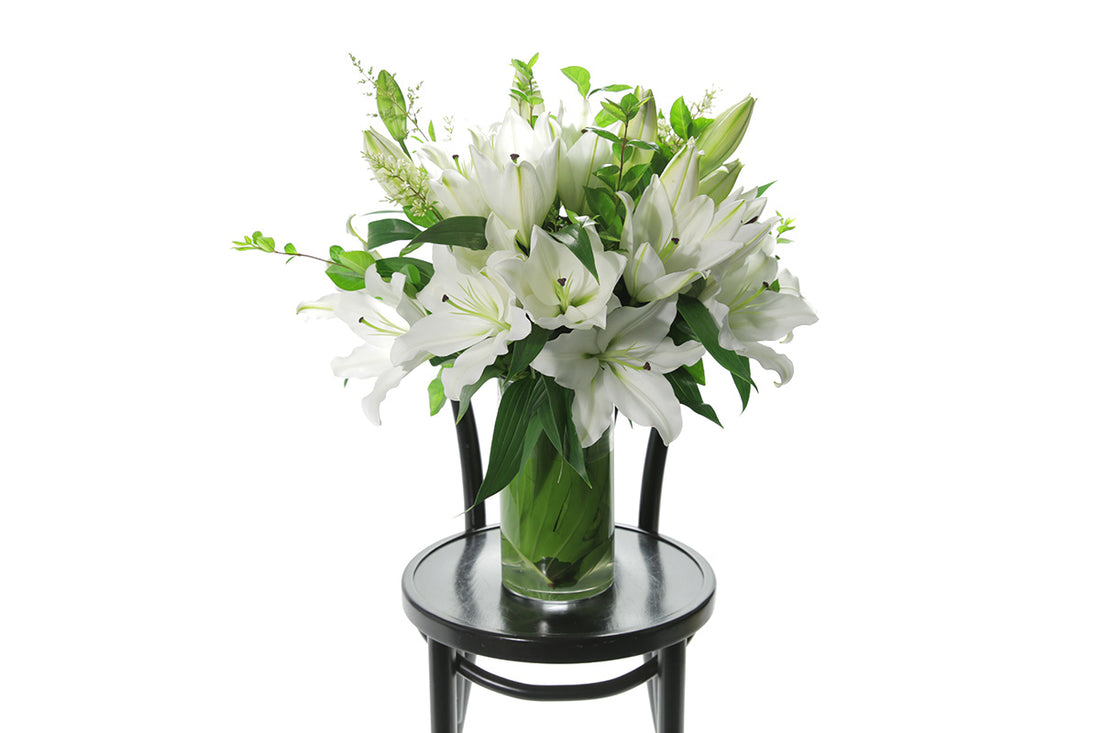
[451,213,523,273]
[298,268,428,424]
[470,141,560,246]
[426,110,562,246]
[700,236,818,384]
[557,129,614,214]
[531,299,704,447]
[493,224,625,331]
[391,248,531,399]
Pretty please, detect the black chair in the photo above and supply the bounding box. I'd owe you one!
[401,403,716,732]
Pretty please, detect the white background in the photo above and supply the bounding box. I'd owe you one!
[2,1,1098,731]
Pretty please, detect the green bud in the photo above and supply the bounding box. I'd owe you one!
[695,96,754,176]
[625,86,658,142]
[699,159,743,202]
[624,86,658,166]
[363,128,405,161]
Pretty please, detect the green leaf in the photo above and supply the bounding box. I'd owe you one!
[684,358,706,385]
[587,127,622,144]
[593,108,618,127]
[619,92,640,120]
[677,295,755,409]
[666,367,722,427]
[474,377,548,507]
[599,100,628,123]
[346,215,369,248]
[375,70,408,143]
[591,83,631,95]
[329,244,345,260]
[585,186,617,226]
[325,264,365,291]
[593,163,620,189]
[692,117,713,135]
[373,257,434,291]
[535,375,590,484]
[367,218,421,248]
[403,205,440,228]
[284,243,297,255]
[670,96,692,140]
[626,139,661,153]
[406,216,488,250]
[561,66,591,97]
[428,370,447,416]
[507,325,552,381]
[620,162,651,194]
[550,224,599,281]
[757,180,776,196]
[335,249,373,274]
[456,365,504,422]
[428,120,436,142]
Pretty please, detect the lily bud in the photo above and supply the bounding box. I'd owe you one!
[659,140,700,212]
[696,96,754,176]
[699,160,743,202]
[363,128,406,162]
[625,86,658,142]
[624,86,658,167]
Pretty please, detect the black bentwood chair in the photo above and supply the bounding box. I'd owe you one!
[401,402,717,733]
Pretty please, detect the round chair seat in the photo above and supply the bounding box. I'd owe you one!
[402,524,716,664]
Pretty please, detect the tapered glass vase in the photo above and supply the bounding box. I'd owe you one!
[499,425,614,602]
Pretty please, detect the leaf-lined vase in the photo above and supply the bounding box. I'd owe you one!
[499,423,614,602]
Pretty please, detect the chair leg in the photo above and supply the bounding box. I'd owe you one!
[644,652,659,728]
[428,640,457,733]
[656,641,687,733]
[456,652,475,733]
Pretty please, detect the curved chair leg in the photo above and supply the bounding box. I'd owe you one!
[428,640,457,733]
[656,641,687,733]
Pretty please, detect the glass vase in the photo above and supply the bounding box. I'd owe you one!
[499,423,614,602]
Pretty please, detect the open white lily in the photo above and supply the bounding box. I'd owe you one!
[700,237,818,384]
[493,224,625,331]
[531,299,704,447]
[424,110,562,245]
[297,269,428,424]
[391,249,531,399]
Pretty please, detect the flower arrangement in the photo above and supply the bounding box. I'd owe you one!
[235,54,817,508]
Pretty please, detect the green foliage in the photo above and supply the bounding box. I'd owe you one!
[533,375,589,484]
[676,295,755,409]
[776,212,796,244]
[507,326,553,381]
[375,70,408,144]
[472,372,594,508]
[670,96,693,140]
[325,248,374,291]
[404,216,488,253]
[561,66,591,97]
[756,180,776,196]
[367,218,421,248]
[404,205,440,228]
[428,370,447,416]
[584,187,622,238]
[666,367,722,426]
[456,364,504,422]
[510,54,543,125]
[475,375,547,506]
[550,224,599,281]
[372,257,434,293]
[232,231,277,253]
[684,358,706,385]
